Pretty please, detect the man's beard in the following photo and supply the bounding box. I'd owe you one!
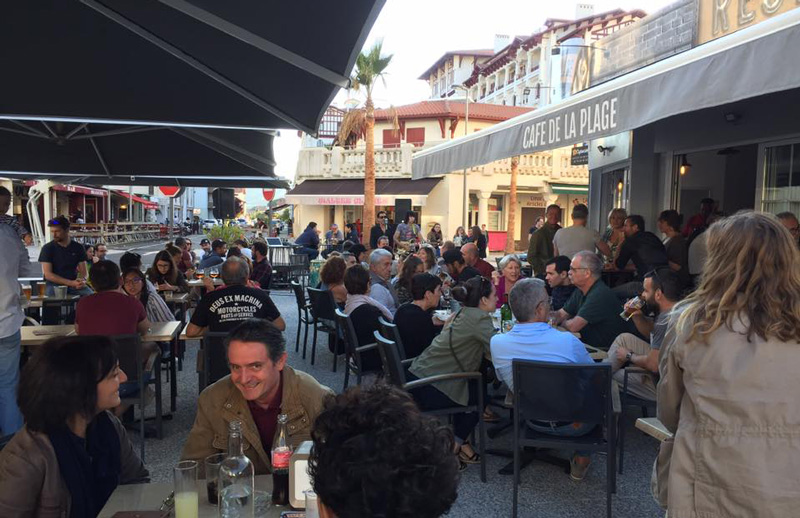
[643,300,659,316]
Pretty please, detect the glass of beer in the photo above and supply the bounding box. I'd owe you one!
[209,267,220,279]
[194,269,205,280]
[36,281,46,298]
[620,296,645,321]
[22,284,32,301]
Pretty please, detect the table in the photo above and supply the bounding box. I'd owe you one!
[24,294,81,309]
[99,475,282,518]
[636,417,673,442]
[187,278,224,288]
[163,292,190,372]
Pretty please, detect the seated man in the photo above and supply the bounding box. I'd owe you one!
[75,260,150,337]
[394,273,445,358]
[490,277,594,480]
[368,249,399,316]
[441,249,480,285]
[309,384,459,518]
[294,222,321,260]
[553,251,635,350]
[182,319,331,474]
[198,239,227,269]
[606,268,680,401]
[544,255,576,310]
[249,241,273,289]
[187,257,286,338]
[461,242,494,279]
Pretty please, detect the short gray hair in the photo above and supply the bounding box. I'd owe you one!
[498,254,522,272]
[369,248,392,266]
[573,251,603,278]
[221,257,249,285]
[509,278,549,323]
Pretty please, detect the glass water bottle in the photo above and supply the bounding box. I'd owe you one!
[219,420,255,517]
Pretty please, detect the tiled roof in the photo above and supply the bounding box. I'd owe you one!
[418,49,495,80]
[373,100,533,122]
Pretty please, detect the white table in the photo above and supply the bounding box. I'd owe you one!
[636,417,673,442]
[99,476,283,517]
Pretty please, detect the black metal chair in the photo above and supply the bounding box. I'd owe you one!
[289,253,310,286]
[377,316,406,360]
[290,281,312,354]
[306,288,339,369]
[374,331,486,483]
[511,360,616,518]
[618,367,658,474]
[335,309,378,390]
[268,245,293,288]
[113,334,162,462]
[199,331,230,392]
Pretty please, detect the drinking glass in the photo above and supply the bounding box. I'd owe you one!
[22,284,32,301]
[173,460,199,518]
[36,281,46,298]
[204,453,225,505]
[253,490,272,517]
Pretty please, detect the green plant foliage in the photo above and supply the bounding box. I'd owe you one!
[205,224,244,243]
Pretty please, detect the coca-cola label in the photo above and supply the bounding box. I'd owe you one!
[272,449,291,469]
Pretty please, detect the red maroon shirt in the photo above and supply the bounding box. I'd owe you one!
[75,291,146,335]
[246,372,283,452]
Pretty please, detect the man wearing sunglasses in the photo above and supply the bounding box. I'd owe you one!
[38,216,93,302]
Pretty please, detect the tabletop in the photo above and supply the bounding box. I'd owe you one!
[24,294,81,309]
[187,278,224,288]
[162,292,190,303]
[99,476,283,518]
[21,321,183,347]
[636,417,673,442]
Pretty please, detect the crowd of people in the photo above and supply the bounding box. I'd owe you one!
[0,192,799,517]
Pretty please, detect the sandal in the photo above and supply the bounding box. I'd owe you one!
[482,409,501,423]
[458,459,468,472]
[458,444,481,464]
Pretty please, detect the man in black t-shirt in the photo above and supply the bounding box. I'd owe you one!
[394,273,445,359]
[187,258,285,336]
[38,216,93,297]
[615,215,668,278]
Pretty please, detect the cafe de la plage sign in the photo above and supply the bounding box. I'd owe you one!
[520,95,618,152]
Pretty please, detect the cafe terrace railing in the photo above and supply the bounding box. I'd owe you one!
[70,222,173,245]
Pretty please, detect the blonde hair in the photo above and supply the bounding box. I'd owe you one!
[607,207,627,224]
[675,211,800,344]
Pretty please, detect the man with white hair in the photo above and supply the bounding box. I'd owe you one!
[553,251,633,350]
[490,277,594,480]
[368,249,399,315]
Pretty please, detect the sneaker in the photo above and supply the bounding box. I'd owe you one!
[570,455,590,481]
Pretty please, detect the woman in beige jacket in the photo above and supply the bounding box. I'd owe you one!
[655,211,800,517]
[0,336,148,517]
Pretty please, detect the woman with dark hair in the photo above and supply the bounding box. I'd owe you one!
[468,225,487,258]
[0,336,149,516]
[343,266,392,372]
[146,250,189,294]
[453,226,467,247]
[392,255,424,306]
[84,244,95,268]
[122,267,174,324]
[406,276,497,467]
[427,222,443,252]
[320,256,348,305]
[309,384,459,518]
[657,209,689,288]
[417,245,439,276]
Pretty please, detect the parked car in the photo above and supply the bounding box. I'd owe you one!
[202,219,218,231]
[236,218,248,227]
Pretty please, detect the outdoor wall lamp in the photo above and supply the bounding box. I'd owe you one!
[724,112,741,123]
[597,145,615,155]
[679,155,692,176]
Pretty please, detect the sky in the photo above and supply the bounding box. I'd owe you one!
[246,0,675,207]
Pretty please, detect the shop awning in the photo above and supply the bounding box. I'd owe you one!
[412,9,800,179]
[24,181,107,197]
[286,178,441,206]
[112,190,158,210]
[549,183,588,195]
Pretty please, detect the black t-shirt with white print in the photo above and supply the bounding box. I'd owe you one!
[191,285,280,332]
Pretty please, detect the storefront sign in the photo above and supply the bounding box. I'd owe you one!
[521,96,618,150]
[570,144,589,165]
[287,194,428,206]
[522,197,547,208]
[699,0,800,44]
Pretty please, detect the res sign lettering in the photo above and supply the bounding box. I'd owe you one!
[699,0,800,44]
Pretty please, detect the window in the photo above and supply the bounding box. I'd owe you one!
[762,142,800,215]
[406,127,425,147]
[382,129,401,149]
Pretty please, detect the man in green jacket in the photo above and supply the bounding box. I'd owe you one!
[181,319,332,475]
[527,204,562,275]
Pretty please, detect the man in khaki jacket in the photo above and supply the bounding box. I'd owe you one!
[181,319,332,475]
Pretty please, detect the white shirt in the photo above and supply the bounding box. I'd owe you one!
[552,225,601,259]
[370,283,397,315]
[0,225,34,338]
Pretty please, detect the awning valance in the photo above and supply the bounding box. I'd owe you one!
[412,9,800,179]
[112,190,158,210]
[550,183,588,195]
[286,178,441,206]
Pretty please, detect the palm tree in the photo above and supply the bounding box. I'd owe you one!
[345,41,393,235]
[505,156,520,254]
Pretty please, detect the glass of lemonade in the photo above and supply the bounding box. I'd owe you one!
[174,460,199,518]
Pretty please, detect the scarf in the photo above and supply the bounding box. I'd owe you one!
[49,412,121,518]
[344,294,393,321]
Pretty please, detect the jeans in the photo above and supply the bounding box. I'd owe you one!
[43,282,94,324]
[406,369,479,444]
[527,420,596,457]
[0,331,23,435]
[298,247,319,260]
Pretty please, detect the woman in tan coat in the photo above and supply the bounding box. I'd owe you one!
[655,211,800,517]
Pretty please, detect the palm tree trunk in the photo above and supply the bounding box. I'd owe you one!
[363,96,376,240]
[505,155,519,254]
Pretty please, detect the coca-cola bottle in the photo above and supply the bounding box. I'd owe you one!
[219,420,255,517]
[271,414,291,506]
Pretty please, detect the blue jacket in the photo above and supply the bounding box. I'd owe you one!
[295,226,320,249]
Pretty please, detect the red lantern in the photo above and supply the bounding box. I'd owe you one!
[159,186,181,197]
[262,189,275,202]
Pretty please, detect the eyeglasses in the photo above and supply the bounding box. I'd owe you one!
[123,278,143,285]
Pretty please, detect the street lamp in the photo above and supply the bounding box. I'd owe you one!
[453,85,471,226]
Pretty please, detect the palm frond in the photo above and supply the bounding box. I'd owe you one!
[336,108,366,148]
[352,40,393,90]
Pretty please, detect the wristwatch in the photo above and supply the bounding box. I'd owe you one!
[625,351,634,363]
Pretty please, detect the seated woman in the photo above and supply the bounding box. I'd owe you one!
[309,384,459,518]
[427,223,443,253]
[392,255,424,306]
[406,276,497,467]
[343,265,393,372]
[0,336,149,517]
[657,209,690,289]
[319,256,347,306]
[123,267,175,323]
[394,273,445,358]
[146,250,189,294]
[417,245,440,276]
[493,254,523,308]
